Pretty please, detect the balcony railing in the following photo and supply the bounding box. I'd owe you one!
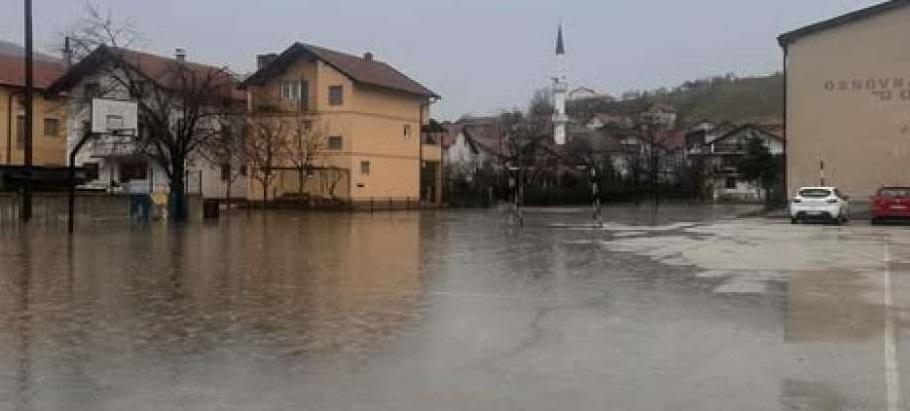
[421,132,442,145]
[89,135,137,157]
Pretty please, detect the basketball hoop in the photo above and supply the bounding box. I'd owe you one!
[91,98,138,136]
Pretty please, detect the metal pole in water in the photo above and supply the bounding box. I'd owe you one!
[69,128,92,233]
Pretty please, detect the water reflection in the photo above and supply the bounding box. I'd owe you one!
[780,379,851,411]
[784,270,882,343]
[0,212,425,409]
[13,236,33,411]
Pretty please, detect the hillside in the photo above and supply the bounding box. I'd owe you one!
[568,73,784,126]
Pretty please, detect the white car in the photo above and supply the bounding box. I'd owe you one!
[790,186,850,224]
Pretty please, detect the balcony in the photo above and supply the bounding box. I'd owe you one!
[421,132,442,162]
[88,135,138,158]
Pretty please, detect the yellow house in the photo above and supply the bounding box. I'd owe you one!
[239,42,441,205]
[0,51,68,167]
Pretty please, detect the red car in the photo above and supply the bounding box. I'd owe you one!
[871,187,910,224]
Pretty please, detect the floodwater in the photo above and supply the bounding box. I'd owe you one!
[1,205,910,410]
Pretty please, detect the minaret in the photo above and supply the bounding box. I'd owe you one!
[552,24,568,146]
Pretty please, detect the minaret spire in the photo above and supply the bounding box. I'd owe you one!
[552,23,568,145]
[556,23,565,55]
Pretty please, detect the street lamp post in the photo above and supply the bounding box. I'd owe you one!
[21,0,34,223]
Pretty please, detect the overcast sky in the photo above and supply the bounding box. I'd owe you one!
[0,0,884,119]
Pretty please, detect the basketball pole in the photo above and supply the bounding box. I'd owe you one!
[68,126,92,233]
[21,0,34,223]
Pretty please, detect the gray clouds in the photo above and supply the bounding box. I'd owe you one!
[0,0,883,119]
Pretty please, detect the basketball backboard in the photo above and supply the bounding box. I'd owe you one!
[91,98,138,134]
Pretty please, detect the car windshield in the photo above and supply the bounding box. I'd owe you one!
[799,189,832,198]
[879,188,910,198]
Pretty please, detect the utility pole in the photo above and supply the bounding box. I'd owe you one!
[21,0,34,223]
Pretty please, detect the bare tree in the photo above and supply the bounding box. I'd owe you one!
[497,109,551,220]
[64,3,142,60]
[245,112,287,208]
[67,4,242,220]
[317,167,347,201]
[201,116,247,208]
[283,117,328,201]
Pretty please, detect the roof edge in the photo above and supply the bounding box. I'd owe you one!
[778,0,910,47]
[240,42,439,99]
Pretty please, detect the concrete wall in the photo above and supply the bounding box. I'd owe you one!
[786,5,910,198]
[0,87,68,166]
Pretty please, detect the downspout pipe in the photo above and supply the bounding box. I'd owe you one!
[418,100,425,203]
[6,90,13,164]
[782,44,789,201]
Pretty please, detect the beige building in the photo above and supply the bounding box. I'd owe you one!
[780,0,910,198]
[0,48,68,167]
[239,43,441,205]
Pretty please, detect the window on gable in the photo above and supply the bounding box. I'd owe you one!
[84,82,100,102]
[327,135,343,150]
[16,115,25,147]
[220,164,231,181]
[360,160,370,175]
[279,80,309,109]
[44,118,60,137]
[329,85,343,106]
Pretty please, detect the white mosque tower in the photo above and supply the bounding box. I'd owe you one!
[552,23,569,146]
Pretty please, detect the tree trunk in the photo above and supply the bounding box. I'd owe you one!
[225,183,232,215]
[262,180,270,209]
[297,167,304,203]
[169,161,188,222]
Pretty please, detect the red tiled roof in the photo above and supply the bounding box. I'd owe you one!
[0,54,66,90]
[241,42,438,98]
[658,130,687,149]
[48,46,244,102]
[112,48,245,101]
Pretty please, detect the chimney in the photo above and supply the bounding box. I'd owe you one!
[363,52,373,61]
[175,48,187,63]
[62,36,73,68]
[257,53,278,69]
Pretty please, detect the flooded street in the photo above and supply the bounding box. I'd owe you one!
[2,205,910,410]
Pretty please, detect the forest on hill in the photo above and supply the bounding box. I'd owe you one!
[569,73,784,126]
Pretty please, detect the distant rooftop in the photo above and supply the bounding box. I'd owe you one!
[0,39,66,89]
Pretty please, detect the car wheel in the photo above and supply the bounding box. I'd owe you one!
[791,217,799,225]
[872,218,880,226]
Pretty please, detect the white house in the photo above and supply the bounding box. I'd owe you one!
[443,119,503,182]
[48,46,247,200]
[689,124,785,201]
[568,86,613,102]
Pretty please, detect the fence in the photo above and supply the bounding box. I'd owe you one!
[263,196,424,212]
[0,192,204,227]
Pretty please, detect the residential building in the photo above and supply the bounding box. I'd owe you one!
[442,117,506,182]
[683,120,737,152]
[568,86,614,102]
[644,103,678,129]
[688,123,784,201]
[47,46,247,199]
[0,40,68,167]
[239,42,440,205]
[584,113,634,130]
[779,0,910,198]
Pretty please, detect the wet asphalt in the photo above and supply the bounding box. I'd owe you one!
[1,204,910,410]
